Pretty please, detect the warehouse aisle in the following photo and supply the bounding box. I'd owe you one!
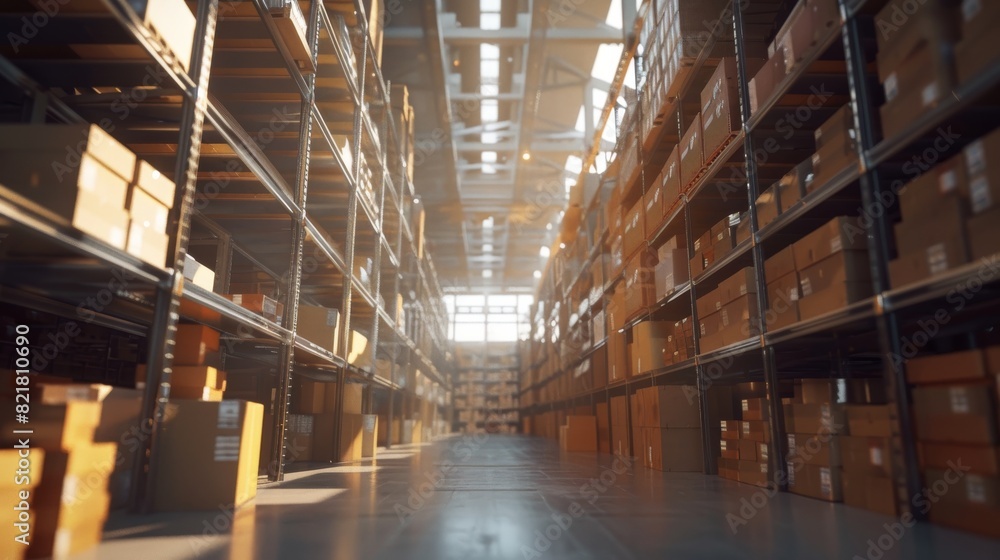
[93,436,1000,560]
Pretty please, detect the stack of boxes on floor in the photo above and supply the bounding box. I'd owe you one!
[908,349,1000,538]
[284,380,373,463]
[631,386,706,471]
[0,124,175,268]
[559,416,598,452]
[610,396,630,457]
[717,383,776,486]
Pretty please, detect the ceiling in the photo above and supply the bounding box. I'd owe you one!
[380,0,631,292]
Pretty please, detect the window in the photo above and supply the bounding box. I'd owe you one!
[447,293,535,342]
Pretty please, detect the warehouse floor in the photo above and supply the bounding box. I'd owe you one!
[90,436,1000,560]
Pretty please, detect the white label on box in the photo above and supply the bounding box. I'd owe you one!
[788,434,796,453]
[214,435,241,462]
[870,447,883,467]
[830,236,843,254]
[54,530,72,558]
[967,475,986,503]
[820,468,832,496]
[742,422,750,435]
[721,440,729,451]
[742,400,750,412]
[760,462,768,474]
[927,244,950,275]
[759,443,769,461]
[963,0,982,22]
[649,447,653,465]
[921,83,940,107]
[966,141,986,176]
[970,176,993,214]
[949,387,970,414]
[801,277,813,297]
[218,401,241,430]
[884,73,899,102]
[939,170,958,194]
[787,462,796,485]
[789,287,800,302]
[703,112,715,129]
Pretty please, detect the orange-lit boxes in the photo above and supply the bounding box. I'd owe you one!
[632,385,705,472]
[266,0,315,73]
[136,324,226,401]
[792,217,872,321]
[783,379,848,503]
[126,160,176,267]
[0,449,44,560]
[696,267,759,353]
[907,349,1000,538]
[875,0,960,140]
[0,401,114,559]
[653,235,688,302]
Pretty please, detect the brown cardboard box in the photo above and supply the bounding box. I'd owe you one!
[718,457,740,480]
[784,403,847,435]
[737,439,758,462]
[361,414,379,458]
[906,349,987,384]
[778,0,840,71]
[928,501,1000,539]
[738,460,770,487]
[295,379,327,414]
[224,294,283,324]
[913,384,997,444]
[125,0,197,72]
[720,439,740,460]
[963,129,1000,215]
[0,123,137,180]
[894,194,969,257]
[841,470,897,515]
[153,400,263,511]
[793,217,868,268]
[720,294,760,344]
[755,184,780,229]
[134,159,176,208]
[622,198,646,260]
[956,13,1000,85]
[919,443,1000,476]
[699,310,725,353]
[749,46,787,116]
[841,435,893,477]
[125,221,169,266]
[789,463,842,501]
[592,344,609,388]
[662,147,682,208]
[562,416,598,452]
[296,305,342,353]
[645,428,703,472]
[799,379,840,405]
[643,385,701,428]
[679,114,704,189]
[741,420,771,443]
[127,185,169,232]
[788,432,841,467]
[720,267,758,305]
[898,155,968,219]
[654,248,689,300]
[0,402,100,452]
[846,405,893,437]
[926,469,1000,509]
[720,420,741,441]
[644,182,664,233]
[879,41,956,140]
[874,0,958,81]
[630,321,673,375]
[700,58,743,159]
[797,251,872,321]
[810,135,859,192]
[967,206,1000,260]
[608,331,629,383]
[742,398,769,421]
[765,245,797,281]
[814,105,855,153]
[696,285,726,318]
[889,236,969,288]
[765,272,800,331]
[175,324,221,365]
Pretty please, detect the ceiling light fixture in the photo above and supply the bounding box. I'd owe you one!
[413,198,420,204]
[546,223,553,231]
[559,243,566,249]
[539,246,550,257]
[482,270,493,278]
[533,270,542,279]
[522,152,531,161]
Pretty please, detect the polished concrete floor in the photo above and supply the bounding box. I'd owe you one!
[88,435,1000,560]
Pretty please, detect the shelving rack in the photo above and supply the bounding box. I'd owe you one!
[0,0,452,512]
[521,0,1000,520]
[453,343,521,434]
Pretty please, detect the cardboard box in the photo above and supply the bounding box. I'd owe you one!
[738,460,770,487]
[968,203,1000,261]
[765,272,800,330]
[788,463,842,501]
[928,501,1000,539]
[662,147,682,208]
[642,385,701,428]
[874,0,959,82]
[134,159,176,208]
[268,0,314,72]
[964,129,1000,215]
[0,123,136,180]
[841,435,893,477]
[608,330,629,384]
[630,321,672,375]
[756,183,780,229]
[913,384,997,444]
[889,236,969,288]
[224,294,283,324]
[784,403,847,435]
[654,248,688,300]
[0,402,100,452]
[153,400,263,511]
[741,420,771,443]
[294,379,327,414]
[127,185,169,233]
[797,251,872,321]
[720,439,740,460]
[799,379,841,405]
[700,58,743,159]
[749,46,787,116]
[906,349,987,384]
[810,135,859,191]
[361,414,378,458]
[720,267,757,305]
[879,40,956,140]
[644,181,664,233]
[737,438,758,461]
[720,294,760,344]
[561,416,597,452]
[765,245,797,281]
[956,10,1000,85]
[788,432,841,467]
[696,285,726,318]
[742,398,769,421]
[296,305,341,353]
[174,324,221,365]
[842,470,897,515]
[919,442,1000,476]
[699,309,725,353]
[622,198,646,260]
[793,217,868,268]
[894,194,969,257]
[125,221,170,266]
[720,420,741,441]
[679,114,704,189]
[645,428,703,472]
[898,155,968,219]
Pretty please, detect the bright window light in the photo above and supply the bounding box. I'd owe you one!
[482,216,494,229]
[482,151,497,163]
[540,246,550,257]
[480,0,501,12]
[482,132,499,143]
[483,243,494,252]
[480,13,501,30]
[482,269,493,278]
[483,163,497,174]
[546,223,553,230]
[533,270,542,279]
[480,44,500,60]
[606,0,623,29]
[481,104,499,121]
[575,106,585,132]
[480,83,499,95]
[481,60,500,78]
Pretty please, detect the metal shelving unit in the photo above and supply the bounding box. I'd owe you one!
[521,0,1000,519]
[0,0,453,511]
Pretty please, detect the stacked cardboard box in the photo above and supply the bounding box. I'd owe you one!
[963,128,1000,261]
[841,382,896,516]
[1,401,115,558]
[698,268,759,352]
[679,114,704,190]
[0,448,44,560]
[623,248,657,318]
[875,0,959,139]
[763,246,800,330]
[784,380,847,502]
[792,217,872,321]
[717,383,774,486]
[888,154,970,287]
[628,321,672,376]
[560,416,598,452]
[665,318,696,364]
[610,395,630,457]
[659,0,732,98]
[909,349,1000,538]
[954,0,1000,84]
[700,58,744,162]
[632,386,704,472]
[810,105,858,191]
[223,293,285,325]
[297,305,342,355]
[596,402,611,454]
